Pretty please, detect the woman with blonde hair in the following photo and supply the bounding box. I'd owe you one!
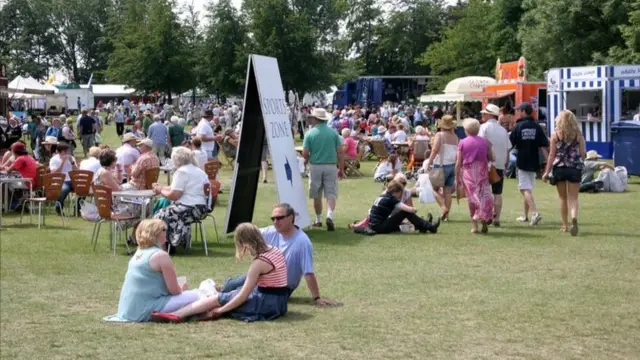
[115,219,199,322]
[542,110,585,235]
[425,115,459,220]
[151,223,289,323]
[456,118,495,233]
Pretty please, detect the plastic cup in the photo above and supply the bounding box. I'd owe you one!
[177,276,187,286]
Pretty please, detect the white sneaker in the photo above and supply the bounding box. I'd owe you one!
[516,216,528,222]
[530,213,542,226]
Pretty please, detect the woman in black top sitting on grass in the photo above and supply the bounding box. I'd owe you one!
[361,180,440,235]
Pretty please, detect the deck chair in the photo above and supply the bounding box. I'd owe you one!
[370,140,390,163]
[217,141,236,169]
[409,140,430,172]
[204,159,221,180]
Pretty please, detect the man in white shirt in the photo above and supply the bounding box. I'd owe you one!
[79,146,103,181]
[479,103,511,227]
[633,107,640,121]
[116,133,141,183]
[49,142,78,215]
[195,110,222,160]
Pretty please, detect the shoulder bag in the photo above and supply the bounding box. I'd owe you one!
[429,134,445,188]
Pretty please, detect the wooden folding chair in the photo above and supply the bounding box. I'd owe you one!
[91,185,137,255]
[144,167,160,190]
[69,169,94,216]
[370,140,390,163]
[409,140,430,171]
[20,173,66,229]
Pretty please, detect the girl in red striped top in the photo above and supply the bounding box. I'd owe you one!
[151,223,290,323]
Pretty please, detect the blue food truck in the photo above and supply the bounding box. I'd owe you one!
[332,75,439,108]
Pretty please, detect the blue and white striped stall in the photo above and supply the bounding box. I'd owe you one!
[546,65,640,159]
[612,65,640,122]
[546,65,613,158]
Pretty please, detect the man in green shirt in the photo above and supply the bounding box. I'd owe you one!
[142,109,153,136]
[302,108,343,231]
[168,116,185,147]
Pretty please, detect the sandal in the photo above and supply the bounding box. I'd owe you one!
[570,218,578,236]
[440,210,449,221]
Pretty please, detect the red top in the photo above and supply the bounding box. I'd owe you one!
[256,248,288,288]
[12,155,38,188]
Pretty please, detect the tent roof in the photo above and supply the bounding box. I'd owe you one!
[80,84,135,97]
[420,76,497,103]
[8,76,55,95]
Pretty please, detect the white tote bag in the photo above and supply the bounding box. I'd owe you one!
[418,174,436,204]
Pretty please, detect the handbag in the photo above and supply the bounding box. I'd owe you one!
[489,165,501,184]
[429,135,445,188]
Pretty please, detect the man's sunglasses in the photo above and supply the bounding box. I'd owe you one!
[270,215,290,222]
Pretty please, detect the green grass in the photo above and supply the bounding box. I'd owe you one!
[2,123,640,359]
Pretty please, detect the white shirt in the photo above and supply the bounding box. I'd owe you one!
[79,157,102,181]
[633,113,640,121]
[196,118,215,152]
[479,118,511,170]
[49,154,75,182]
[116,143,140,177]
[171,164,208,206]
[374,162,393,179]
[193,149,208,170]
[393,130,408,142]
[384,132,393,142]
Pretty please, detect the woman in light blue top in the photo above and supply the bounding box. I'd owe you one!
[117,219,200,322]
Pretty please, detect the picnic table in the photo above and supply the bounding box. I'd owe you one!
[112,189,156,219]
[0,172,32,228]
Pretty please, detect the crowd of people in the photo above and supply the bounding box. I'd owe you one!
[0,95,633,325]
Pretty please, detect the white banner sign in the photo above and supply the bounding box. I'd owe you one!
[613,66,640,78]
[251,55,310,228]
[547,69,560,92]
[569,66,599,80]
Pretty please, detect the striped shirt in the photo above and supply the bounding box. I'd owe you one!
[256,248,288,288]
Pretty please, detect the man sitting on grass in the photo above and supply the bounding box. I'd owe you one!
[220,203,339,307]
[355,180,440,236]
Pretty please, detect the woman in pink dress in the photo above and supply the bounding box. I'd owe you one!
[456,118,495,234]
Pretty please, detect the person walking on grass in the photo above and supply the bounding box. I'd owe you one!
[542,110,585,236]
[479,104,511,227]
[509,103,549,226]
[303,108,343,231]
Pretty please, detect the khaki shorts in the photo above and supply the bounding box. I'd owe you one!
[309,164,338,199]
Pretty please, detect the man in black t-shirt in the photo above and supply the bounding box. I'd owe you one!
[77,109,97,157]
[509,102,549,226]
[364,181,440,235]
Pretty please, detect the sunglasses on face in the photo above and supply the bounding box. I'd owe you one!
[270,215,289,222]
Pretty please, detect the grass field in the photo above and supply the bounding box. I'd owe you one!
[1,123,639,359]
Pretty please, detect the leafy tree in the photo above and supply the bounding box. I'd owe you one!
[594,0,640,64]
[108,0,194,99]
[519,0,631,78]
[242,0,336,95]
[421,0,495,90]
[201,0,247,98]
[345,0,381,74]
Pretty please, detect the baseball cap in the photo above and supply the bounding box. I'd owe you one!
[515,102,533,113]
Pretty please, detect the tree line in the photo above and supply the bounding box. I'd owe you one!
[1,0,638,99]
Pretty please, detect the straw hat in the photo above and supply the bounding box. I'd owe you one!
[122,133,137,143]
[137,138,153,148]
[586,150,602,160]
[437,115,456,130]
[377,125,387,134]
[41,136,59,145]
[309,108,331,121]
[480,104,500,117]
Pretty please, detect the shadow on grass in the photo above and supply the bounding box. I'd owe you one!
[305,228,366,246]
[278,311,314,322]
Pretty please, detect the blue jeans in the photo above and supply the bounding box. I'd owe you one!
[57,181,73,208]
